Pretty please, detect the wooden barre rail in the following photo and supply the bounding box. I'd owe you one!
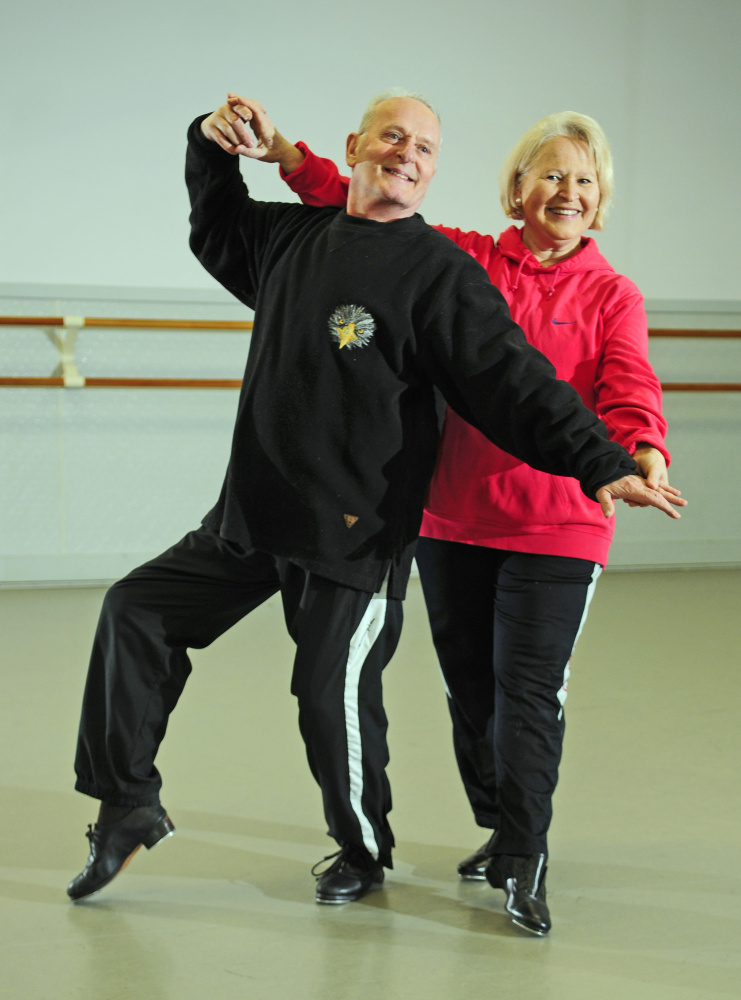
[649,329,741,338]
[0,316,738,337]
[2,378,739,391]
[1,315,739,391]
[0,315,253,330]
[0,314,253,388]
[3,377,738,391]
[0,377,243,388]
[0,316,737,336]
[661,383,741,392]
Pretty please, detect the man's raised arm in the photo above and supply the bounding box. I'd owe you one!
[186,95,299,308]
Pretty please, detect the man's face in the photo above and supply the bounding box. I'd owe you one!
[345,98,440,221]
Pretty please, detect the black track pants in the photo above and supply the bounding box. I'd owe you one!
[415,537,601,857]
[74,527,403,866]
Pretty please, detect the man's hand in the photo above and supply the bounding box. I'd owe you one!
[596,473,686,519]
[200,94,304,172]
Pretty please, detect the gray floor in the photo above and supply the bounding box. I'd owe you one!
[1,569,739,1000]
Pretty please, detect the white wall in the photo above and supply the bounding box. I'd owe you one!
[2,0,740,298]
[1,0,740,584]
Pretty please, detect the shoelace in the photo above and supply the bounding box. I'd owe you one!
[311,849,345,878]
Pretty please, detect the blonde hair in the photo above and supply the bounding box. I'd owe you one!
[499,111,613,230]
[358,88,441,137]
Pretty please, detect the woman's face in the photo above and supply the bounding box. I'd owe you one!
[516,137,600,258]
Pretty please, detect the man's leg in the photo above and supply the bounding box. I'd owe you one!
[415,537,505,877]
[279,563,403,902]
[69,528,281,900]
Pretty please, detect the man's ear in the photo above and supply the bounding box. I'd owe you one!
[346,132,359,168]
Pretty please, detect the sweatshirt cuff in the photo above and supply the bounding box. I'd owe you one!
[625,436,671,465]
[609,426,671,466]
[188,115,228,157]
[280,142,349,207]
[279,142,323,191]
[280,141,308,180]
[582,448,638,501]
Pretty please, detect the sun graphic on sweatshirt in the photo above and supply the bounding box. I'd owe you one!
[328,305,375,350]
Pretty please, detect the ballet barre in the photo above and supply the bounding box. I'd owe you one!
[0,315,739,391]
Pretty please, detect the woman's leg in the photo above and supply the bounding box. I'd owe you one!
[491,552,602,856]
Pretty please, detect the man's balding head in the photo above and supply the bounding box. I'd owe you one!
[345,93,441,223]
[357,88,440,137]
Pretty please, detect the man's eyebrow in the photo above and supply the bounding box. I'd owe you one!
[379,122,438,150]
[383,124,437,146]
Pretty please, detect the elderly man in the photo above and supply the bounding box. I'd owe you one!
[68,89,683,908]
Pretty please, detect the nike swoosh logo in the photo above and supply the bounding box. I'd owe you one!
[552,319,575,325]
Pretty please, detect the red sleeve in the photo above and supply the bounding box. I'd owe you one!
[279,142,350,208]
[594,283,671,464]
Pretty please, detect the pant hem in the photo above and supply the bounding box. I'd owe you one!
[74,780,162,809]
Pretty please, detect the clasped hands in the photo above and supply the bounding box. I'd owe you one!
[596,447,686,519]
[200,93,297,165]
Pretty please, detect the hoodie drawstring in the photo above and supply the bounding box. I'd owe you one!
[508,256,564,299]
[545,264,566,299]
[508,256,527,293]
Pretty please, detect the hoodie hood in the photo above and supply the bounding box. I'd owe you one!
[496,225,615,296]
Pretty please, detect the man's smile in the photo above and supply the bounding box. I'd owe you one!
[383,167,414,182]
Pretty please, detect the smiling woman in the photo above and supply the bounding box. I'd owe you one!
[514,138,601,262]
[500,111,613,265]
[501,111,613,225]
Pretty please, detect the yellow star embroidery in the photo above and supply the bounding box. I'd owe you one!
[337,323,361,349]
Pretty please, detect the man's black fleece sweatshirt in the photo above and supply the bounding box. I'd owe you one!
[185,117,635,599]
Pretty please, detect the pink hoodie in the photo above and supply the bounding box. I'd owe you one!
[282,144,669,565]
